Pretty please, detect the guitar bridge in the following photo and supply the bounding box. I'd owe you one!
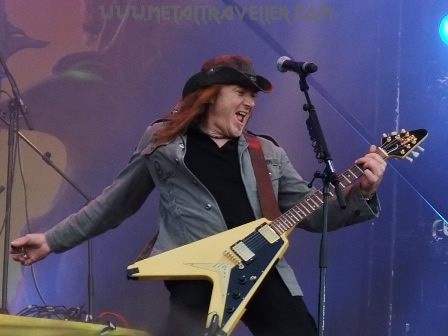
[223,250,244,269]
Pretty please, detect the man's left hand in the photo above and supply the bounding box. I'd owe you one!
[354,145,387,198]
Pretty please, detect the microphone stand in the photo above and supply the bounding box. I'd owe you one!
[0,47,33,314]
[297,72,346,336]
[0,49,95,321]
[0,115,95,320]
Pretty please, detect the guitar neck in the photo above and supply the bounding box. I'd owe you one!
[269,148,387,236]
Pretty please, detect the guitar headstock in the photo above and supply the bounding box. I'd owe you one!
[380,129,428,162]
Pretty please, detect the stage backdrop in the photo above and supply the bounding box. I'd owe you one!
[1,1,447,335]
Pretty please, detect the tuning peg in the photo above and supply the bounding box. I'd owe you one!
[390,131,398,136]
[418,146,425,152]
[406,157,414,163]
[382,133,388,138]
[400,129,407,133]
[411,151,420,158]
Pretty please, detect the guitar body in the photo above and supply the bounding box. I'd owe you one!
[127,129,428,336]
[128,218,289,335]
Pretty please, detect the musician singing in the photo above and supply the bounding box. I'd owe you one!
[10,55,386,336]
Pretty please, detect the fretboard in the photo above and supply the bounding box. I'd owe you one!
[268,145,390,235]
[268,164,365,235]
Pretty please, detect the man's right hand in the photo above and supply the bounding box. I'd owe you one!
[9,233,51,266]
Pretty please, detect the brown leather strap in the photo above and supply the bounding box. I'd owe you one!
[134,231,158,262]
[245,133,281,220]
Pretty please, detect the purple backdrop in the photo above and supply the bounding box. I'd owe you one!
[1,1,447,335]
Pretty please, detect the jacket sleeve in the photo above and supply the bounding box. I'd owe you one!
[46,138,156,253]
[276,147,380,232]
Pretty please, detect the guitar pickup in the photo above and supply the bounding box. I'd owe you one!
[257,224,280,244]
[231,241,255,263]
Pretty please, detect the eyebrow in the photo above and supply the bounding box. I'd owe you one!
[233,85,258,96]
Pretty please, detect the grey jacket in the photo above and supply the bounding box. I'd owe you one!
[46,121,380,295]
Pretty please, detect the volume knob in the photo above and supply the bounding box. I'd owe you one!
[226,306,235,313]
[232,292,241,299]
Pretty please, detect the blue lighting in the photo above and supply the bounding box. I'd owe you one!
[441,15,448,45]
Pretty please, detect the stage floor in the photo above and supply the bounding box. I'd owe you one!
[0,314,151,336]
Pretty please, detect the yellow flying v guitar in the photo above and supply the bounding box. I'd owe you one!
[127,129,428,336]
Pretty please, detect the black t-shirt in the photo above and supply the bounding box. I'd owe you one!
[184,128,256,229]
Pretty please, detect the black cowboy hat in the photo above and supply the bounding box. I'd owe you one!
[182,55,272,98]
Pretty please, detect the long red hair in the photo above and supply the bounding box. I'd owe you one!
[154,85,222,144]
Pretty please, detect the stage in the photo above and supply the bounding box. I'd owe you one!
[0,314,151,336]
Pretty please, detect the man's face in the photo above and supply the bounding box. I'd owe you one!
[202,85,257,138]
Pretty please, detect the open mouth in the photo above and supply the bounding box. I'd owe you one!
[235,111,248,124]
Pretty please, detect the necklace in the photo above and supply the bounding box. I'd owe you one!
[200,129,231,140]
[207,133,230,139]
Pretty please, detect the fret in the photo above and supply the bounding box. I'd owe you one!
[270,223,282,235]
[289,211,300,222]
[308,201,316,211]
[273,218,282,231]
[311,193,323,205]
[318,186,335,198]
[295,206,306,217]
[288,212,298,224]
[299,203,311,215]
[293,208,304,221]
[271,220,282,233]
[339,181,346,188]
[274,222,284,233]
[354,164,364,174]
[278,219,288,231]
[284,217,293,230]
[308,197,319,208]
[301,205,309,215]
[287,221,294,230]
[282,218,291,231]
[347,168,357,180]
[271,223,282,235]
[284,213,295,226]
[302,201,313,213]
[341,173,351,184]
[348,168,359,180]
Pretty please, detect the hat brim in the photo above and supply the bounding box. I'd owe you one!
[182,67,272,98]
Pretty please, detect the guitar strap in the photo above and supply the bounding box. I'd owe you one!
[133,233,158,263]
[133,133,281,263]
[244,133,282,220]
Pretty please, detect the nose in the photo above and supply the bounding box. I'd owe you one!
[243,96,256,109]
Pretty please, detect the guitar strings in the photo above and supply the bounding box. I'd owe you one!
[242,136,406,254]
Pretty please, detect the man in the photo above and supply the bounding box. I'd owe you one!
[10,55,386,335]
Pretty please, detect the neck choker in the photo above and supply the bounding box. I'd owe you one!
[200,129,230,140]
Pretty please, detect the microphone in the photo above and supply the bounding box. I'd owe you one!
[276,56,318,75]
